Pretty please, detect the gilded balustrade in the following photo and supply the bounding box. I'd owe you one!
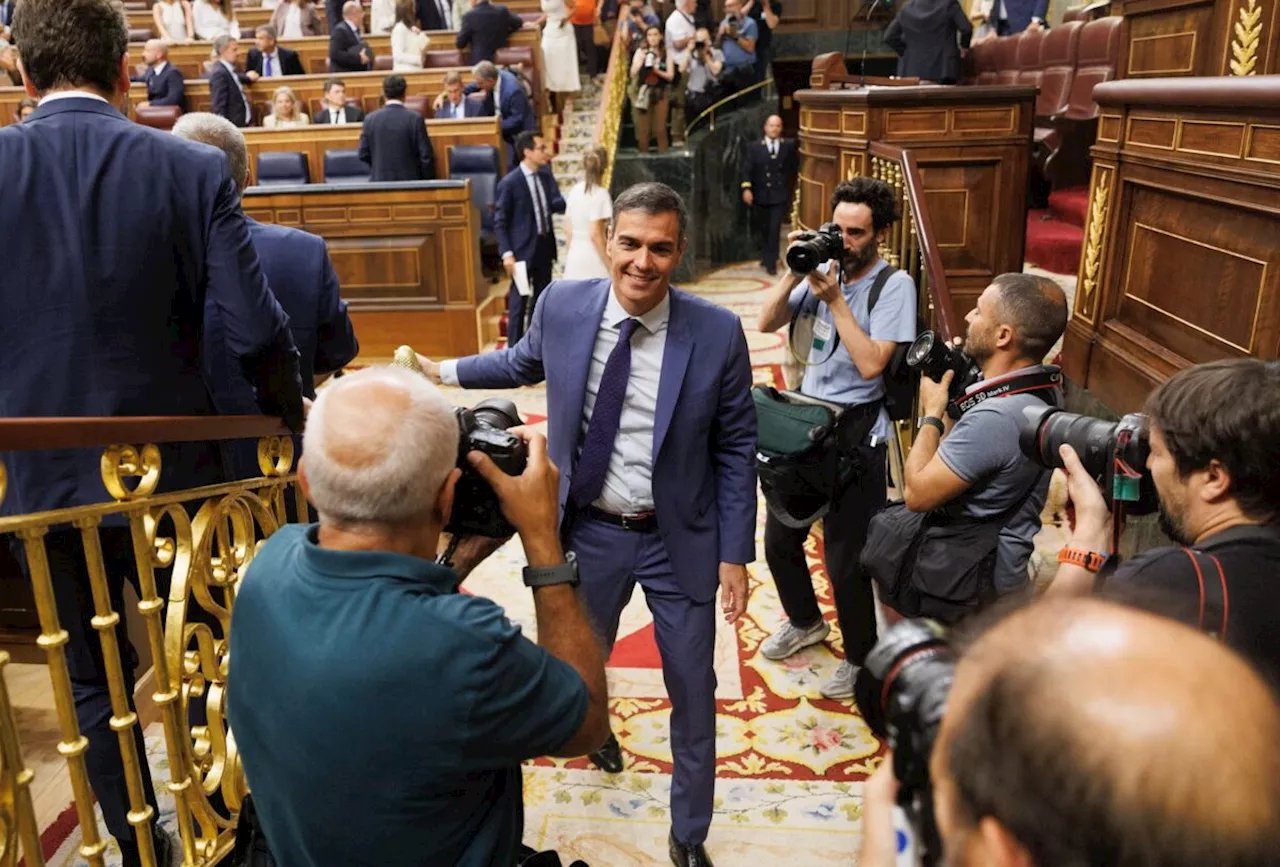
[595,25,631,190]
[0,428,303,866]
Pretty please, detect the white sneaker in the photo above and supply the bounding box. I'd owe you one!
[820,659,858,700]
[760,619,831,660]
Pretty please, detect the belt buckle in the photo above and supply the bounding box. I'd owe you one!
[621,512,653,531]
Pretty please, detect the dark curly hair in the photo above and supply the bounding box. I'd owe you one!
[829,177,900,233]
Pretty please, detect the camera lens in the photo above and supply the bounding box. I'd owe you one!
[906,331,956,383]
[470,397,521,431]
[1017,406,1120,477]
[784,235,823,274]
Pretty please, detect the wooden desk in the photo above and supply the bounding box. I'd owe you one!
[794,84,1037,325]
[241,116,505,183]
[1061,76,1280,413]
[1112,0,1279,77]
[243,181,487,359]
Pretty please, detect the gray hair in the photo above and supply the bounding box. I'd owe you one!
[472,60,498,81]
[613,182,688,241]
[302,367,460,528]
[145,38,170,58]
[172,112,249,194]
[255,24,278,39]
[212,33,235,56]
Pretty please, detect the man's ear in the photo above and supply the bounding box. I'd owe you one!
[18,56,36,99]
[297,458,313,505]
[994,322,1016,352]
[115,53,131,105]
[1198,458,1234,504]
[976,816,1034,867]
[436,467,462,526]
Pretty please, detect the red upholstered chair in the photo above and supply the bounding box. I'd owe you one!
[993,35,1021,85]
[1014,28,1046,91]
[374,55,394,71]
[128,27,154,43]
[1046,16,1122,188]
[494,46,533,69]
[970,39,1001,85]
[403,94,431,120]
[424,49,465,68]
[1037,21,1082,118]
[135,104,183,131]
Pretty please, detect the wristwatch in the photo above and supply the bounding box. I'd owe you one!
[523,550,580,589]
[918,416,944,435]
[1057,547,1108,573]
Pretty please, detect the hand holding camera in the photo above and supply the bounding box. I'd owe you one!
[1057,443,1114,546]
[466,426,564,566]
[805,262,843,305]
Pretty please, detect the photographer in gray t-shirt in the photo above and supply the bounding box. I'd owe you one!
[902,273,1068,598]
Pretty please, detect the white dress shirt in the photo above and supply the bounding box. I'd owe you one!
[326,104,348,124]
[38,90,109,107]
[152,61,169,78]
[440,289,669,514]
[441,97,467,118]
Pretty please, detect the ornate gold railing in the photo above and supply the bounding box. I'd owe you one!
[594,23,630,190]
[0,415,298,866]
[685,77,777,137]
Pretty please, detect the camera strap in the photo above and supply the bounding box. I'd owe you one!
[948,366,1063,417]
[787,265,898,368]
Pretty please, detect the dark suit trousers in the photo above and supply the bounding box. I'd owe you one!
[752,200,786,271]
[567,515,717,845]
[573,23,598,76]
[505,233,555,346]
[763,443,886,665]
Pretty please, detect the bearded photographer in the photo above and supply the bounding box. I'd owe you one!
[1047,358,1280,689]
[882,274,1067,621]
[227,366,609,866]
[856,597,1280,867]
[755,178,918,699]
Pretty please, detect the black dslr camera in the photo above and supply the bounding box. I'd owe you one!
[785,222,844,275]
[1017,407,1156,513]
[906,330,983,407]
[448,398,528,538]
[854,619,956,867]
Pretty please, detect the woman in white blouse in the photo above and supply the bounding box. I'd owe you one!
[192,0,240,40]
[153,0,194,43]
[269,0,325,38]
[562,146,613,280]
[369,0,397,34]
[391,0,431,70]
[263,85,311,128]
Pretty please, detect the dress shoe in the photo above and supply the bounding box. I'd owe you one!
[669,831,714,867]
[588,732,624,773]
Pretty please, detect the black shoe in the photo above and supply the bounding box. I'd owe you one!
[588,732,624,773]
[766,267,778,276]
[669,831,714,867]
[120,827,174,867]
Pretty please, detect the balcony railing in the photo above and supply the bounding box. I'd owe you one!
[594,23,630,190]
[0,415,300,866]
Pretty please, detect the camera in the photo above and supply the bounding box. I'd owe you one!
[644,50,656,67]
[448,398,528,538]
[694,39,706,50]
[1017,407,1157,513]
[784,222,844,274]
[854,619,956,867]
[906,330,983,403]
[727,18,740,36]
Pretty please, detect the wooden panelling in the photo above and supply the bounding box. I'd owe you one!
[703,0,893,35]
[1113,0,1280,77]
[242,183,486,359]
[1098,114,1122,142]
[1126,115,1177,149]
[1246,123,1280,163]
[240,116,505,184]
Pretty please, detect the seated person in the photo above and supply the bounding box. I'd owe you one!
[1050,358,1280,691]
[263,84,311,128]
[246,24,305,79]
[227,366,609,866]
[133,39,186,111]
[432,60,533,163]
[312,77,365,124]
[434,70,482,119]
[192,0,240,40]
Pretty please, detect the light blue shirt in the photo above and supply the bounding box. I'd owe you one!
[788,258,918,442]
[720,14,758,68]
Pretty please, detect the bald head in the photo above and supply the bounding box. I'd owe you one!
[764,114,782,139]
[301,367,459,528]
[934,598,1280,867]
[342,0,362,22]
[143,38,168,65]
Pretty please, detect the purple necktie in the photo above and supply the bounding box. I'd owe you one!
[571,318,641,508]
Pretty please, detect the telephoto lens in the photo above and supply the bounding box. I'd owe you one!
[1016,406,1155,511]
[905,331,956,383]
[784,222,844,275]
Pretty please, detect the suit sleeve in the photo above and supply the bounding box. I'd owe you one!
[456,283,551,388]
[507,9,524,33]
[311,240,359,379]
[1032,0,1049,21]
[418,124,435,179]
[548,174,566,215]
[740,146,755,190]
[209,69,229,118]
[246,49,261,75]
[286,49,305,75]
[501,85,532,138]
[331,30,364,68]
[357,121,372,164]
[953,2,974,46]
[204,173,305,430]
[883,16,906,54]
[456,17,472,47]
[713,319,758,564]
[494,176,514,258]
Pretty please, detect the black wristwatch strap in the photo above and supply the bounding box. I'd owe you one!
[919,416,944,434]
[523,550,580,589]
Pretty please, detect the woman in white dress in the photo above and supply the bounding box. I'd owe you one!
[153,0,194,43]
[391,0,431,70]
[540,0,581,113]
[369,0,397,35]
[452,0,474,30]
[562,146,613,280]
[192,0,240,40]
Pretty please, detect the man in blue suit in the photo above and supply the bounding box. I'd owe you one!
[495,129,564,346]
[448,60,534,165]
[456,0,524,63]
[420,182,757,867]
[995,0,1047,35]
[209,33,253,127]
[133,39,185,110]
[434,70,484,119]
[0,1,304,865]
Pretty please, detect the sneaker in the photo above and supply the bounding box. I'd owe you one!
[760,619,830,660]
[820,659,859,700]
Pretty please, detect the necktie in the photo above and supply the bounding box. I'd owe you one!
[571,318,641,508]
[531,174,547,234]
[264,54,273,76]
[437,0,450,24]
[332,108,341,124]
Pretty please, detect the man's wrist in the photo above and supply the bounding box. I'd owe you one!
[520,530,564,568]
[1069,524,1111,554]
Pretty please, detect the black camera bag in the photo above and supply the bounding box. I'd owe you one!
[866,272,927,422]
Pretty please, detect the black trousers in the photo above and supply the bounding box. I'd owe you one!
[763,443,887,666]
[573,23,598,77]
[506,233,555,345]
[753,200,786,272]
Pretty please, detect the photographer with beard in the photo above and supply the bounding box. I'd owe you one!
[756,178,917,699]
[890,273,1067,620]
[1049,358,1280,690]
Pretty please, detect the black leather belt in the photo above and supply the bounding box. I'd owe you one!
[582,505,658,533]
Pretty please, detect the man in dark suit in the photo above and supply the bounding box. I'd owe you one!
[446,60,533,164]
[417,0,453,30]
[740,114,796,275]
[209,34,253,127]
[456,0,524,64]
[312,76,365,124]
[1,3,303,866]
[329,0,374,73]
[358,74,435,181]
[996,0,1047,34]
[133,38,185,110]
[246,25,305,79]
[494,129,564,345]
[419,182,756,867]
[434,70,483,119]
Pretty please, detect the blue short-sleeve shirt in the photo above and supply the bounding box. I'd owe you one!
[720,14,759,67]
[227,525,588,867]
[788,258,918,442]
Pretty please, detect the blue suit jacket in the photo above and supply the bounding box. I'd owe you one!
[1000,0,1049,34]
[0,97,301,517]
[434,95,484,120]
[456,279,758,602]
[143,63,186,109]
[494,164,564,263]
[466,70,535,141]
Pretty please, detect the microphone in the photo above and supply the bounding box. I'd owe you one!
[859,0,885,88]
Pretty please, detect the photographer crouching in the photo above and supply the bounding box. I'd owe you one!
[864,273,1068,622]
[1042,358,1280,689]
[226,366,609,866]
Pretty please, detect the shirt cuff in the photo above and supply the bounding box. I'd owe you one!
[502,251,515,261]
[439,360,460,386]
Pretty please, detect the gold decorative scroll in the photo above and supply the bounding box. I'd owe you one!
[1078,168,1112,320]
[1230,0,1263,75]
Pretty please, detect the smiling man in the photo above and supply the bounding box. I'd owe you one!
[419,182,757,867]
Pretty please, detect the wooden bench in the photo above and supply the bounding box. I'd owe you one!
[241,116,506,183]
[242,180,488,359]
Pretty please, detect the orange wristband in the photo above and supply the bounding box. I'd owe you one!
[1058,547,1108,573]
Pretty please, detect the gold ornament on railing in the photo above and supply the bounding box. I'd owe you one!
[1230,0,1263,75]
[0,461,5,510]
[101,444,162,502]
[1079,169,1110,316]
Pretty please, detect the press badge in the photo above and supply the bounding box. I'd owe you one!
[811,318,834,353]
